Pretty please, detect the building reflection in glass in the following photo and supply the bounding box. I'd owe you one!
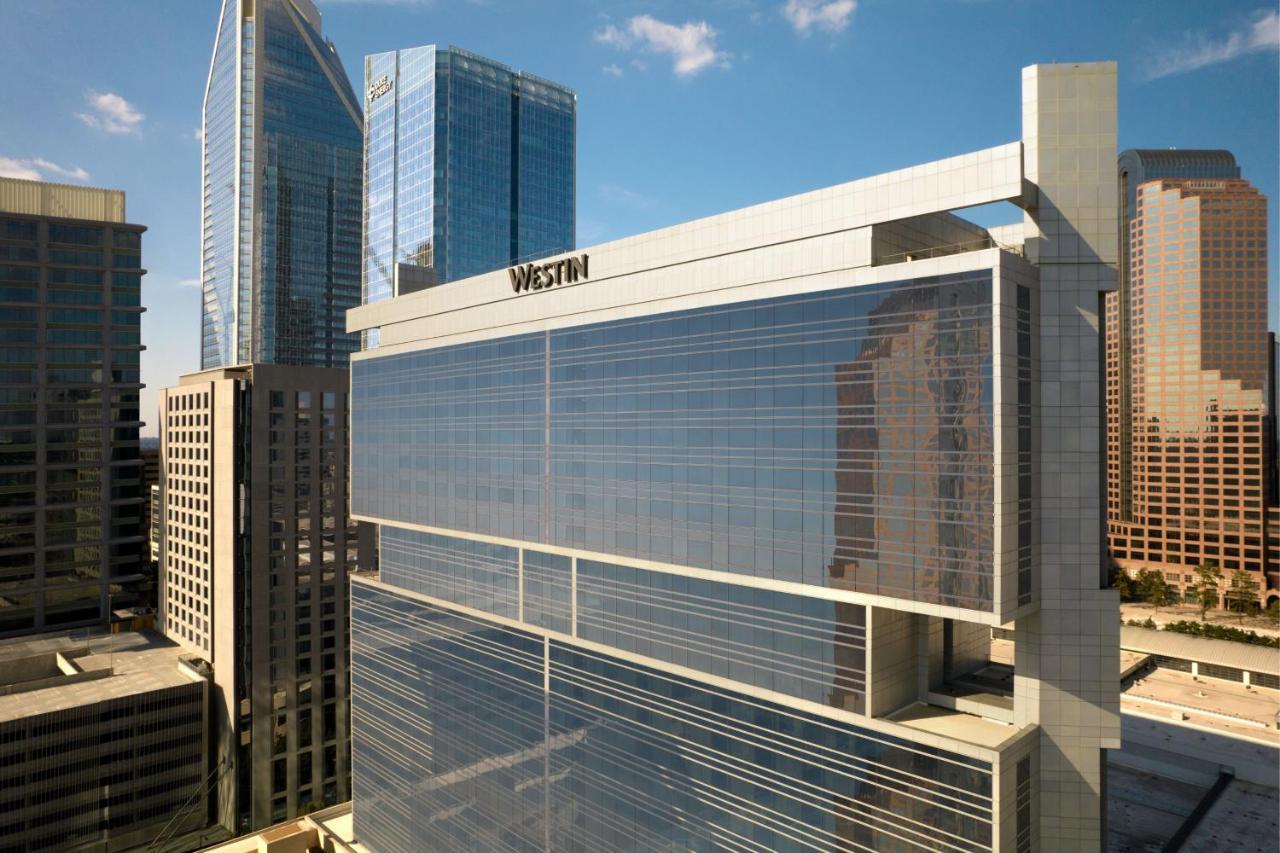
[353,272,996,612]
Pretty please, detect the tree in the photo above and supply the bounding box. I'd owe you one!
[1112,568,1137,601]
[1224,568,1260,621]
[1136,569,1175,606]
[1190,561,1222,621]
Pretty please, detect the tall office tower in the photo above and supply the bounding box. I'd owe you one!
[1105,160,1273,606]
[200,0,363,369]
[1269,333,1279,599]
[1109,151,1241,530]
[159,365,372,832]
[361,46,575,321]
[0,177,147,638]
[346,63,1120,851]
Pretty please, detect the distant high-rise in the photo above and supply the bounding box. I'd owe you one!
[361,46,575,316]
[1110,150,1241,526]
[0,177,147,637]
[1107,154,1273,606]
[200,0,363,369]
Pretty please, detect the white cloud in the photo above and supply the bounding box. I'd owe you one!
[594,15,730,77]
[77,91,144,136]
[1143,9,1279,80]
[177,278,201,289]
[0,158,40,181]
[193,127,204,143]
[600,183,658,210]
[603,63,624,78]
[0,156,90,182]
[595,24,629,48]
[782,0,856,35]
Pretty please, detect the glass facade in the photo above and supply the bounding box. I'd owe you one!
[0,215,145,636]
[354,272,996,611]
[380,526,519,620]
[376,527,867,711]
[200,0,363,369]
[201,0,239,370]
[576,559,866,711]
[352,583,993,853]
[360,46,575,328]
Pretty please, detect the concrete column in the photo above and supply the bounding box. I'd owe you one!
[1015,61,1123,852]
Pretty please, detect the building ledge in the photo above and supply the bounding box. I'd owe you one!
[885,701,1027,751]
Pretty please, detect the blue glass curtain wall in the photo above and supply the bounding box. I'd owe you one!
[352,583,993,853]
[355,272,998,610]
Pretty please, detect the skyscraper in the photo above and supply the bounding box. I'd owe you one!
[1106,160,1273,607]
[200,0,363,369]
[159,364,372,831]
[346,62,1120,851]
[1109,151,1241,533]
[0,177,147,637]
[362,46,575,313]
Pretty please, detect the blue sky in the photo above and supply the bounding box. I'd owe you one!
[0,0,1276,436]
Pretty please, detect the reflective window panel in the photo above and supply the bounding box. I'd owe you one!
[354,271,996,610]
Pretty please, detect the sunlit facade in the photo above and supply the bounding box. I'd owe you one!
[347,62,1121,851]
[159,365,373,832]
[1107,171,1273,605]
[199,0,363,369]
[361,45,574,344]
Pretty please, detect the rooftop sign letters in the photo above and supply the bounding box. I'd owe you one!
[368,75,393,102]
[509,254,589,294]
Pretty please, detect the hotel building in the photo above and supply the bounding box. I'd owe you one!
[1106,153,1273,607]
[0,177,147,638]
[347,63,1121,851]
[361,45,575,345]
[159,364,372,832]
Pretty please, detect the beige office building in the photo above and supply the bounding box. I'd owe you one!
[159,364,372,833]
[1106,167,1274,606]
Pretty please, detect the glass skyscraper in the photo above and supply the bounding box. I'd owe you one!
[200,0,363,369]
[346,63,1123,851]
[361,46,575,315]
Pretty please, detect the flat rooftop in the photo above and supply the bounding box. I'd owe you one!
[1182,780,1280,852]
[1107,761,1209,852]
[0,629,203,723]
[1123,667,1280,746]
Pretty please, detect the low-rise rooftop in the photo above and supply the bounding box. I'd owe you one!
[1121,625,1279,677]
[1122,667,1280,746]
[0,629,205,722]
